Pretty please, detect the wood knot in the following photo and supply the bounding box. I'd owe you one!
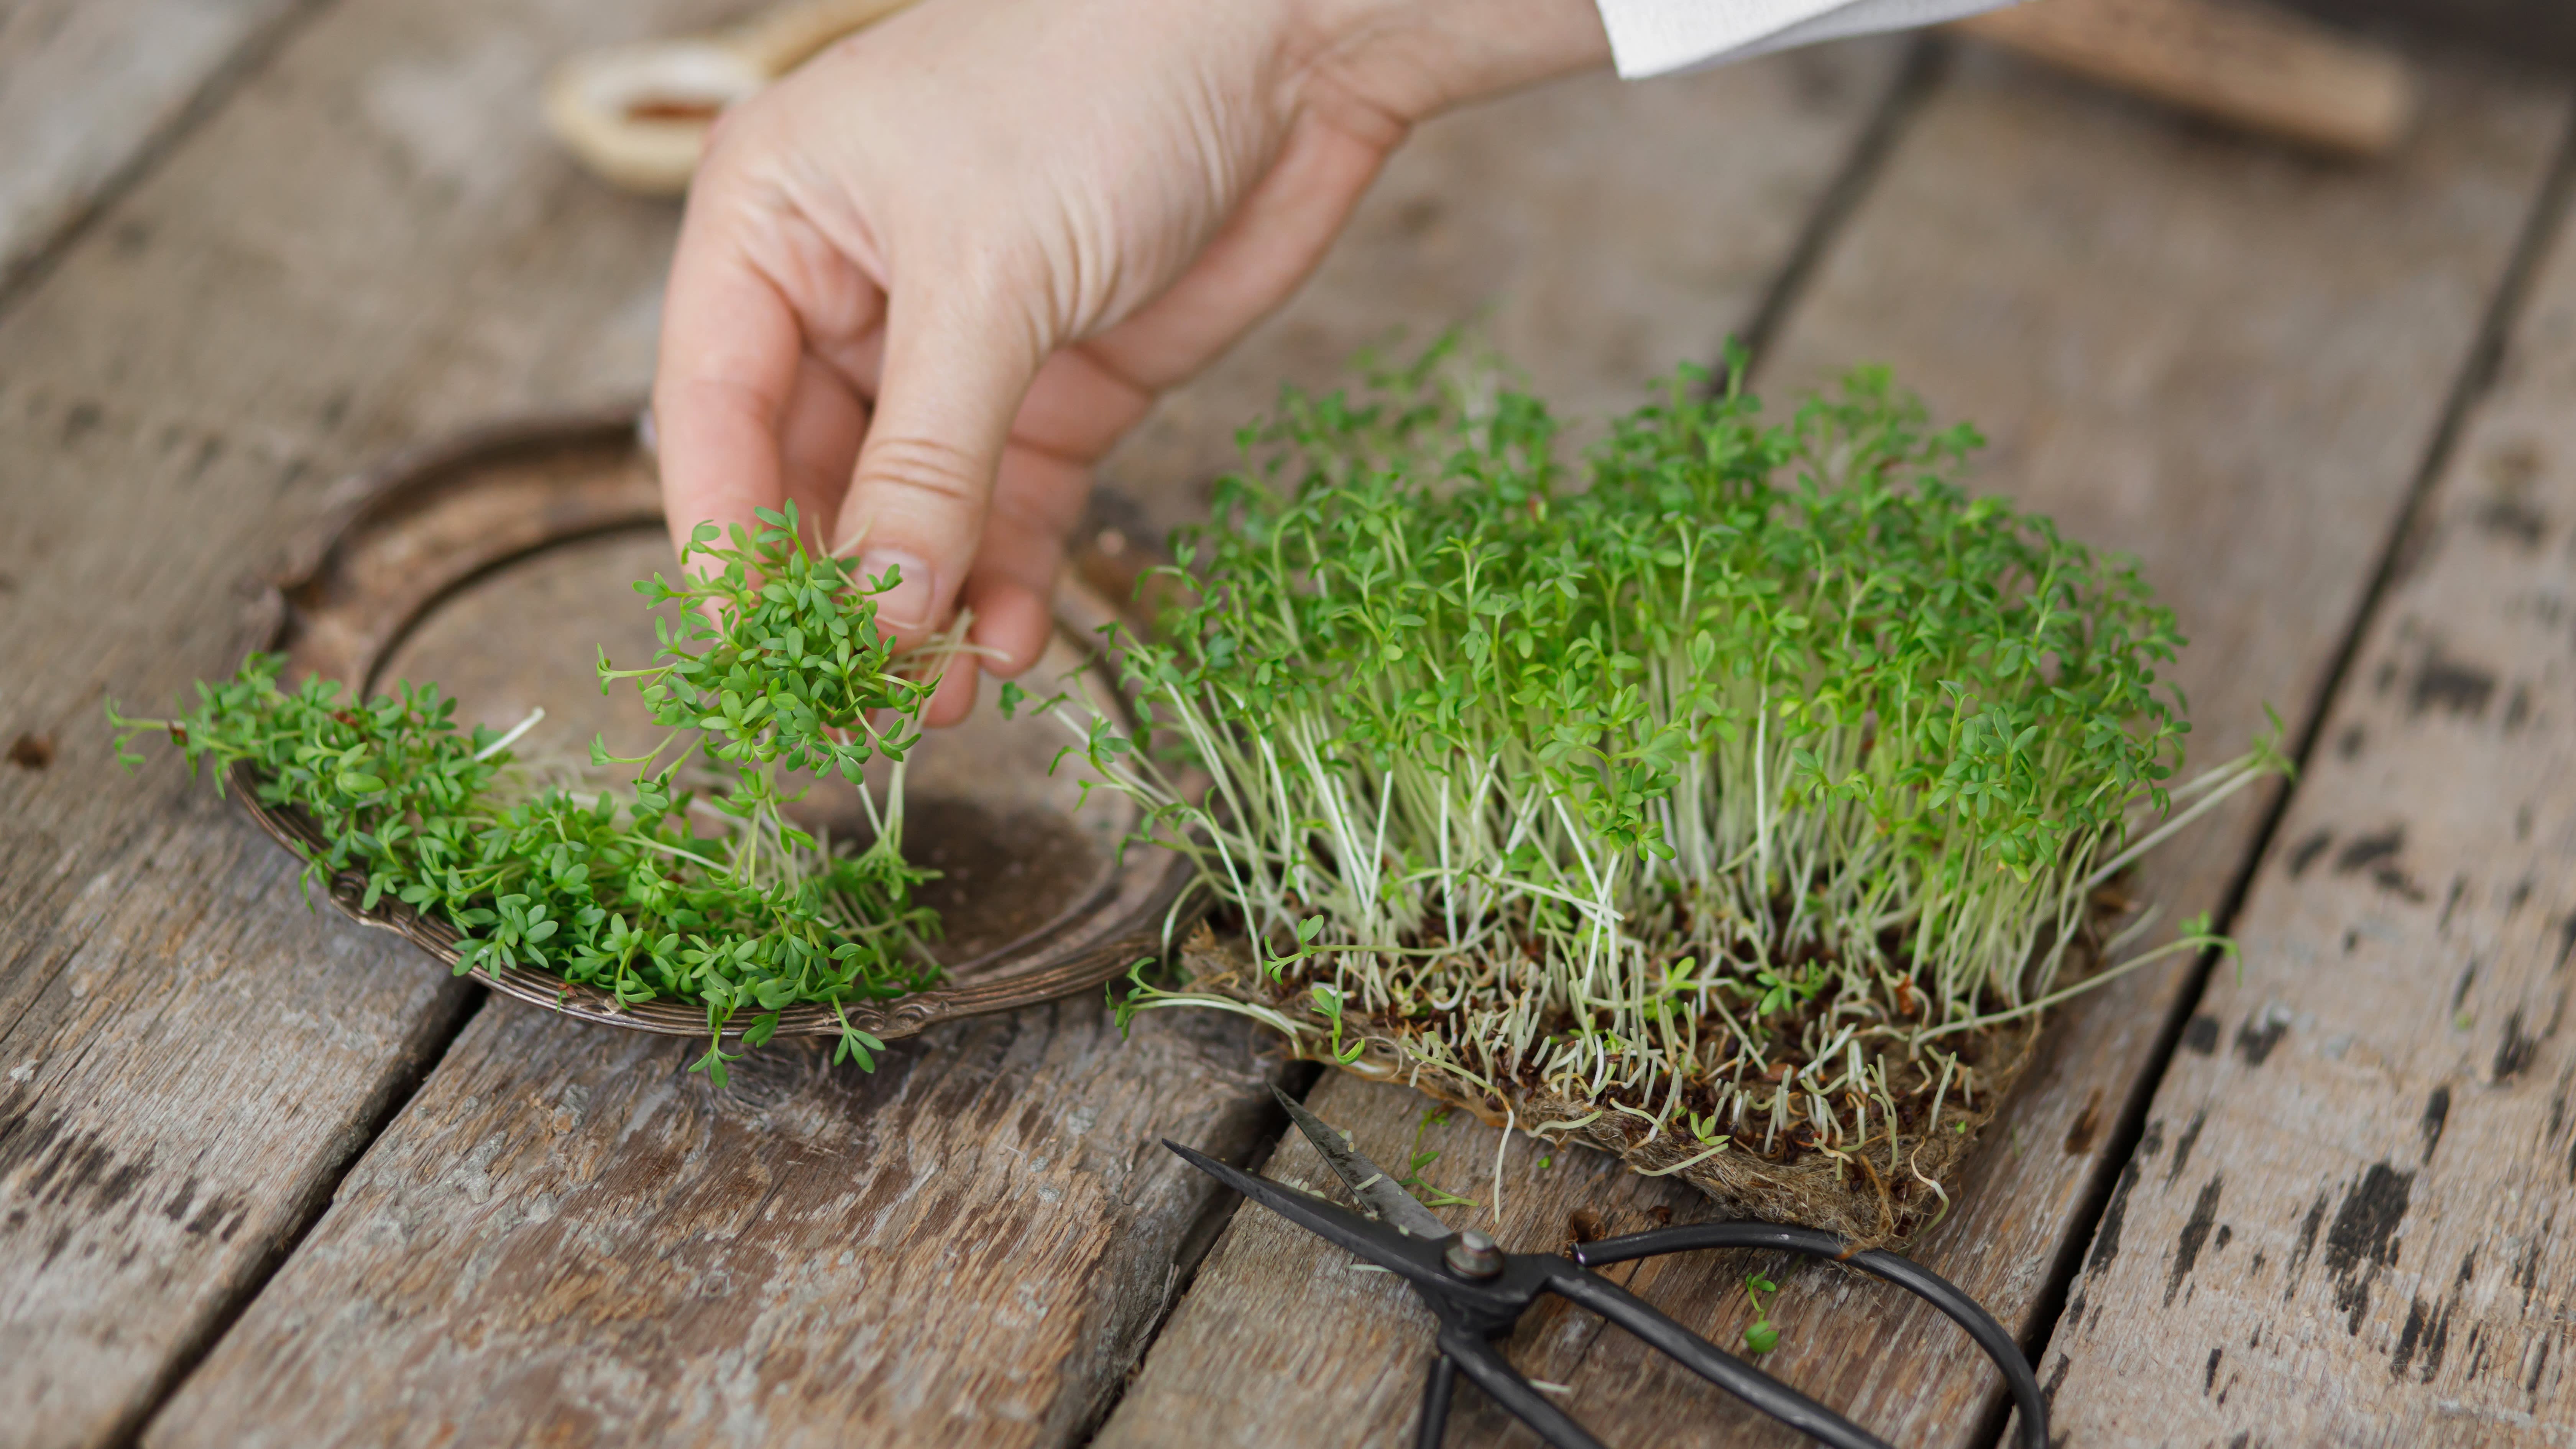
[1565,1208,1606,1252]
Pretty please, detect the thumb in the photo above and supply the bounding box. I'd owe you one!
[832,284,1042,647]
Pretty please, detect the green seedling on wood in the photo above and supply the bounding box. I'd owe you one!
[1742,1272,1782,1355]
[1396,1105,1479,1211]
[111,505,948,1085]
[1059,340,2286,1170]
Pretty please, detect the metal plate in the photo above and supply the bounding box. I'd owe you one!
[239,407,1200,1042]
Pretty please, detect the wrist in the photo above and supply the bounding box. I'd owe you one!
[1283,0,1612,131]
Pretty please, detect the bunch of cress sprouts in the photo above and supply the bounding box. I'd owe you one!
[1051,346,2282,1166]
[114,506,958,1085]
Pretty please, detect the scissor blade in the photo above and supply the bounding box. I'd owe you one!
[1163,1139,1447,1283]
[1269,1083,1454,1242]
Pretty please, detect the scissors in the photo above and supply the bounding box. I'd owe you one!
[1165,1086,2049,1449]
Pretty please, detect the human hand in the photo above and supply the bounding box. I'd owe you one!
[651,0,1609,724]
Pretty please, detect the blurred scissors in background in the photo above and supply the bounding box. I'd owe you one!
[1165,1086,2050,1449]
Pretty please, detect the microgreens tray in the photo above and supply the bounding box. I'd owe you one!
[1039,345,2279,1242]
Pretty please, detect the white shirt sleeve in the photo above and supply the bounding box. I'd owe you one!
[1596,0,2024,79]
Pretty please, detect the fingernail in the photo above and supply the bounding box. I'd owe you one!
[859,549,935,632]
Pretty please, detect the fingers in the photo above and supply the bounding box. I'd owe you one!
[921,653,982,729]
[915,434,1089,727]
[652,213,812,561]
[657,130,895,558]
[974,439,1094,659]
[892,112,1395,724]
[908,109,1398,721]
[829,284,1043,649]
[1007,345,1160,468]
[776,354,871,552]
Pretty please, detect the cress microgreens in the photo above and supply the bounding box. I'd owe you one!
[1741,1272,1782,1355]
[1398,1105,1479,1212]
[110,504,949,1086]
[1042,340,2286,1168]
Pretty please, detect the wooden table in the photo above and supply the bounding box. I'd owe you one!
[3,4,2572,1445]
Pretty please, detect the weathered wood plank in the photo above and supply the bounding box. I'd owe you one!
[2037,149,2576,1447]
[0,0,747,1442]
[1099,45,2569,1449]
[137,44,1914,1447]
[152,997,1290,1449]
[0,0,310,288]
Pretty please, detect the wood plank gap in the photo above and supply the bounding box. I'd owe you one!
[2274,105,2576,785]
[1735,37,1950,372]
[1970,932,2238,1446]
[1988,97,2576,1449]
[111,990,485,1449]
[0,0,343,317]
[2029,87,2576,1441]
[1067,1059,1324,1449]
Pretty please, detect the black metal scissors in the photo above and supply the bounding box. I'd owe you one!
[1165,1086,2049,1449]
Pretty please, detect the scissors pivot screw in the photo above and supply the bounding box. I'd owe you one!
[1444,1229,1505,1279]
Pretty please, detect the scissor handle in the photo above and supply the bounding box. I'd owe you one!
[1415,1354,1458,1449]
[1430,1327,1610,1449]
[1542,1265,1898,1449]
[1408,1260,1896,1449]
[1574,1223,2049,1449]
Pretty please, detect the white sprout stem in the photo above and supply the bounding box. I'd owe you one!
[473,707,546,761]
[1918,931,2217,1043]
[2078,752,2274,896]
